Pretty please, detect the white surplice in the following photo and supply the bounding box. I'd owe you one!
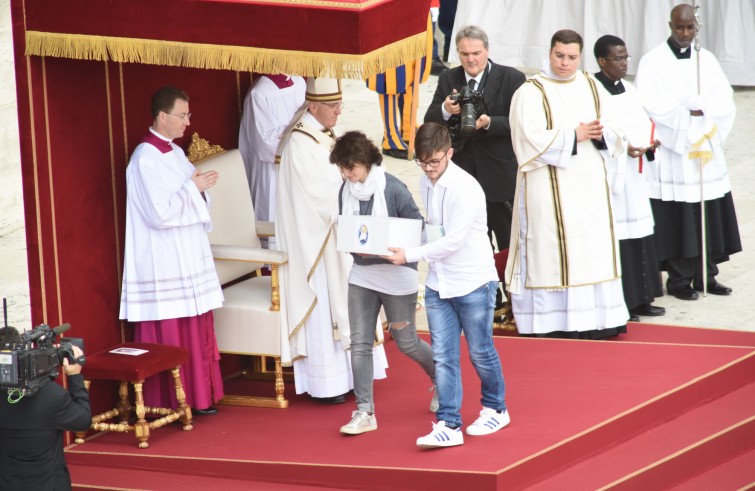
[276,111,387,397]
[635,43,736,203]
[238,76,305,223]
[598,79,655,241]
[505,70,628,335]
[119,129,223,322]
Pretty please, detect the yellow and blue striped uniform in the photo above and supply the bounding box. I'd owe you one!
[366,16,432,152]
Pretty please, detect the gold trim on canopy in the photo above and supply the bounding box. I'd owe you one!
[25,31,428,79]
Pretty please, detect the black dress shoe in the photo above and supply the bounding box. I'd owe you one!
[312,394,346,405]
[694,281,732,296]
[193,407,217,415]
[430,59,448,76]
[631,304,666,317]
[629,314,640,322]
[381,148,409,160]
[668,286,699,301]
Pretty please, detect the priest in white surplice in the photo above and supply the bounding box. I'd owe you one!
[238,74,305,235]
[505,30,629,339]
[635,4,741,301]
[276,78,387,403]
[593,35,666,322]
[120,86,224,413]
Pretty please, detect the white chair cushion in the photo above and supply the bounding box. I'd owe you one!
[212,276,280,357]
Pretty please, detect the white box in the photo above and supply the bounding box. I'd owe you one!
[337,215,422,256]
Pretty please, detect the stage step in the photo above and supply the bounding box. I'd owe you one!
[667,447,755,490]
[524,381,755,490]
[70,463,341,490]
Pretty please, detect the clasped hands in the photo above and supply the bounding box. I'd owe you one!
[575,120,604,142]
[192,169,219,192]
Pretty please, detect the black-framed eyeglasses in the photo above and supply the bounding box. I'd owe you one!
[167,112,192,120]
[602,55,631,62]
[415,153,448,168]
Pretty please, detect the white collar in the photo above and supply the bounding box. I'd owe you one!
[464,61,490,86]
[149,127,172,143]
[540,59,578,81]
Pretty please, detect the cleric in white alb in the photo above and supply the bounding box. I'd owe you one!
[635,4,741,300]
[120,86,224,414]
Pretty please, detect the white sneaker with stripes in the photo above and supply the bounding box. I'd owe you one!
[416,421,464,448]
[465,407,510,436]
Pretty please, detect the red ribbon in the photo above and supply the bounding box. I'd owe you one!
[639,120,655,174]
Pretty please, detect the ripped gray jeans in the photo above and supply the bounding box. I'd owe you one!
[347,283,436,413]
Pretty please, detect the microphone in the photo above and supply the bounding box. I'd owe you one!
[51,323,71,336]
[24,323,71,343]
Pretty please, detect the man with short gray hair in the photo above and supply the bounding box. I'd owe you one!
[424,25,525,310]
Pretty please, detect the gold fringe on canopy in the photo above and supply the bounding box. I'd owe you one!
[25,30,429,79]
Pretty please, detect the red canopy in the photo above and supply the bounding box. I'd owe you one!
[10,0,432,391]
[23,0,431,78]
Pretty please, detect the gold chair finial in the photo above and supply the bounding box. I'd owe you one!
[187,132,226,164]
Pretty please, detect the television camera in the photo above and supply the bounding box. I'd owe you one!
[0,322,85,398]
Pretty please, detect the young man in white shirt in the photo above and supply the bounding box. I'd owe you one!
[386,122,509,448]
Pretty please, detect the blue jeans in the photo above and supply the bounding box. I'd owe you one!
[348,284,436,413]
[424,281,506,428]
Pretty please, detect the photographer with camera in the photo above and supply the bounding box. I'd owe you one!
[424,25,525,309]
[0,326,91,491]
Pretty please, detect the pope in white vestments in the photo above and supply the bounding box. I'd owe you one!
[505,30,629,338]
[275,78,387,402]
[238,74,305,229]
[120,86,224,412]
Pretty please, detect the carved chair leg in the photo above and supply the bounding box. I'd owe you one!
[132,380,150,448]
[274,358,287,405]
[171,366,193,430]
[117,381,131,424]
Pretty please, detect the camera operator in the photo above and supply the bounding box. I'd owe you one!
[0,326,91,491]
[424,25,525,302]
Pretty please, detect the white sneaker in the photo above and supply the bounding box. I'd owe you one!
[429,385,439,413]
[340,410,377,435]
[416,421,464,448]
[466,407,510,436]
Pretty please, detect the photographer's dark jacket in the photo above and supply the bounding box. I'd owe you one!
[425,60,525,202]
[0,374,91,491]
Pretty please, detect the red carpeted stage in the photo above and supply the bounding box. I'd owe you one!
[66,324,755,490]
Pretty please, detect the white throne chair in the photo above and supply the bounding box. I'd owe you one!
[192,136,289,408]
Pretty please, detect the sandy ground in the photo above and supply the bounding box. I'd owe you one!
[1,0,753,331]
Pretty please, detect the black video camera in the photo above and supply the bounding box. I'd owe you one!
[449,85,484,139]
[0,323,85,397]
